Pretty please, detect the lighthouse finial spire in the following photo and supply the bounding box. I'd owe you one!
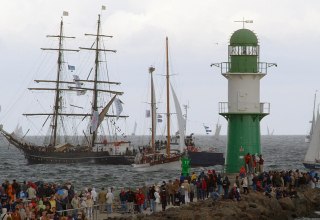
[234,17,253,29]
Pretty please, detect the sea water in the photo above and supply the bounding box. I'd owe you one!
[0,135,308,191]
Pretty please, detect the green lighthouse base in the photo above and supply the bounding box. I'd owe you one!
[222,113,265,173]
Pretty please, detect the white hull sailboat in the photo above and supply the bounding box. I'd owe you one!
[132,159,180,171]
[303,109,320,169]
[305,91,317,143]
[132,37,183,170]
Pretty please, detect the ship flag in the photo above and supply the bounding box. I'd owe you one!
[68,65,75,72]
[204,125,212,134]
[63,11,69,16]
[101,5,106,10]
[114,98,123,120]
[145,110,150,118]
[157,114,163,123]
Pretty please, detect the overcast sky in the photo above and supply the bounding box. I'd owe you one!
[1,0,320,136]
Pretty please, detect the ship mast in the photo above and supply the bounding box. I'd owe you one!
[41,17,79,146]
[166,37,171,157]
[149,66,156,152]
[24,14,126,146]
[80,14,116,148]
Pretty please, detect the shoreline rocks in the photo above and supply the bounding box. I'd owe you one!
[105,188,320,220]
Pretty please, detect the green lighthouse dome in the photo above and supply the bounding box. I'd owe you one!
[230,29,258,46]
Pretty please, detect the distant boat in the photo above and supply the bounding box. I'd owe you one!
[305,91,317,143]
[214,120,222,140]
[267,126,274,136]
[303,109,320,169]
[0,13,135,165]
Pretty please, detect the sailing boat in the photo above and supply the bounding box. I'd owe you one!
[267,126,274,136]
[303,108,320,169]
[305,91,317,143]
[132,38,182,170]
[0,13,135,165]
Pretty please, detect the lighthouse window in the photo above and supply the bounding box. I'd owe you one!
[229,46,259,55]
[242,46,247,55]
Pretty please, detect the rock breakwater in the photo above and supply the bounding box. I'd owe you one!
[105,188,320,220]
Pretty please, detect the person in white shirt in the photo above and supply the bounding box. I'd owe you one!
[106,188,114,214]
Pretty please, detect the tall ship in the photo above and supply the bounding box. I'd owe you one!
[0,12,135,165]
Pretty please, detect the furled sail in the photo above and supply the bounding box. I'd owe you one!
[151,76,157,138]
[97,95,117,128]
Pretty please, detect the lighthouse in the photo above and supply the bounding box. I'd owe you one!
[213,26,274,173]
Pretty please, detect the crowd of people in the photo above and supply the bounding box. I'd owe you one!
[0,157,319,220]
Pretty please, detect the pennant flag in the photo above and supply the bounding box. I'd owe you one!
[68,65,75,72]
[114,98,123,120]
[145,110,150,118]
[101,5,106,10]
[63,11,69,16]
[204,125,212,134]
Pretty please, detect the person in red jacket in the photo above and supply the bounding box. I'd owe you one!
[135,189,145,213]
[201,178,207,200]
[244,153,252,173]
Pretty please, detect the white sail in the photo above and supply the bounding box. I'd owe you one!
[214,123,221,140]
[304,111,320,162]
[306,91,317,143]
[114,98,123,120]
[170,84,185,153]
[13,124,23,137]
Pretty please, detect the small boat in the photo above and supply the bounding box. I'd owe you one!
[303,107,320,169]
[185,133,225,167]
[0,12,135,165]
[267,126,274,136]
[132,38,183,170]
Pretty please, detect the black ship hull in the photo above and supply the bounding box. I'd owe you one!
[188,151,224,167]
[1,130,135,165]
[21,149,135,165]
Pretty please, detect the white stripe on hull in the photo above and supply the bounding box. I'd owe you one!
[132,160,180,172]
